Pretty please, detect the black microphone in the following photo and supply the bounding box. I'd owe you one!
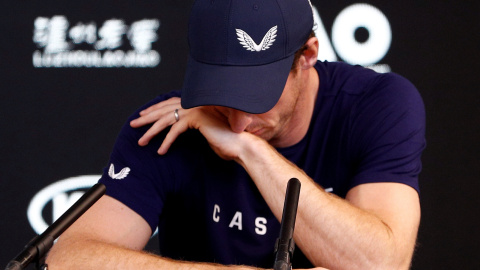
[274,178,301,270]
[5,183,106,270]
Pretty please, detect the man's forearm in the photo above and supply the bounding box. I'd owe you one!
[46,237,256,270]
[237,135,415,270]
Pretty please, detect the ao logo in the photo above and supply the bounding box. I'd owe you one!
[313,4,392,68]
[27,175,100,234]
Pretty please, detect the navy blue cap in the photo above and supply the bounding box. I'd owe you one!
[181,0,314,114]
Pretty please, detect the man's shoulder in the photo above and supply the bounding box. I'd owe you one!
[315,61,419,99]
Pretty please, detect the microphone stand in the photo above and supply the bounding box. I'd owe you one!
[5,183,106,270]
[273,178,301,270]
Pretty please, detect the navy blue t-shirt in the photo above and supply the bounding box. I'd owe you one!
[98,61,426,268]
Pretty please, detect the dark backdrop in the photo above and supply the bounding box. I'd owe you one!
[1,1,478,269]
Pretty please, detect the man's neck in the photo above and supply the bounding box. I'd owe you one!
[272,67,319,148]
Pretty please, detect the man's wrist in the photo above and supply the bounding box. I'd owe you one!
[235,132,273,169]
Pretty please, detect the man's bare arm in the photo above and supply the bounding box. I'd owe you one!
[46,196,260,270]
[236,135,420,270]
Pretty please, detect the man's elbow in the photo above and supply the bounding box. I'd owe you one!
[381,238,417,270]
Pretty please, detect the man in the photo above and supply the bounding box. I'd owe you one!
[46,0,425,269]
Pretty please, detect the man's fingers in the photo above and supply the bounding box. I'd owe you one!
[131,107,170,127]
[138,122,162,146]
[139,97,181,116]
[158,120,188,155]
[137,113,176,146]
[131,100,181,128]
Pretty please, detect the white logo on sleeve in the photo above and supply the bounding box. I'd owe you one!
[236,25,277,52]
[108,163,131,180]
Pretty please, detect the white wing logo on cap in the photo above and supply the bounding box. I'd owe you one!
[236,25,277,52]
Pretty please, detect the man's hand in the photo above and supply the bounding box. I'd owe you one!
[130,97,182,149]
[130,97,254,160]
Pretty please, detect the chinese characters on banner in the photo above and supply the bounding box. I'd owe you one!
[33,16,161,68]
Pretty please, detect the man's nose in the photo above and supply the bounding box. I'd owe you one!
[228,109,253,133]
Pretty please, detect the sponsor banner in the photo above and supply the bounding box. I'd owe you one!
[29,3,392,71]
[3,1,477,269]
[32,16,161,68]
[312,3,392,72]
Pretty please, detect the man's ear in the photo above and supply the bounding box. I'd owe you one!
[299,37,319,70]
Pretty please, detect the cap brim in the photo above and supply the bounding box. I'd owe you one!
[181,54,295,114]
